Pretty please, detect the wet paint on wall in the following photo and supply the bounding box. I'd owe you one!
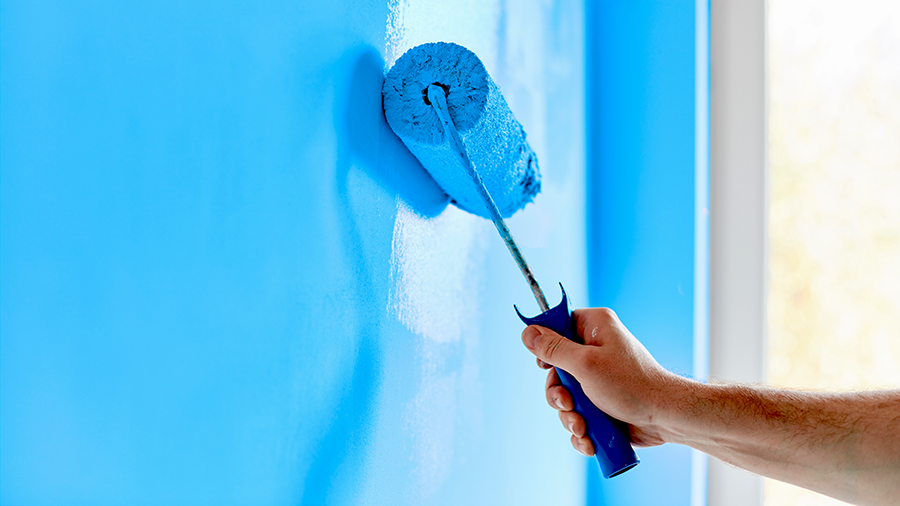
[0,1,587,504]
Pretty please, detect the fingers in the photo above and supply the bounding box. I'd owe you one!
[559,411,586,438]
[522,316,616,459]
[546,369,589,449]
[571,434,595,457]
[522,325,582,373]
[545,367,573,411]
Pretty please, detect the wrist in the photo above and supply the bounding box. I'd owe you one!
[651,374,714,446]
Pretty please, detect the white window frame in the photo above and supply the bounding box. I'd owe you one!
[708,1,768,505]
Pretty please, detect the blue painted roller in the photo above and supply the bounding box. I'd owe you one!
[382,42,639,479]
[382,42,539,218]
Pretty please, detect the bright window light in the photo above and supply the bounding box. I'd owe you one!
[767,0,900,505]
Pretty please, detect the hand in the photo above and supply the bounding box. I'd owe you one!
[523,309,900,505]
[521,308,684,456]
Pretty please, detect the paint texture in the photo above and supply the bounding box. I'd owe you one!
[1,1,588,504]
[383,42,540,218]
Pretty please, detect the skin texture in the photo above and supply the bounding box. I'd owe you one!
[521,308,900,506]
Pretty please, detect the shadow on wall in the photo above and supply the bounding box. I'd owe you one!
[298,46,449,505]
[344,46,449,218]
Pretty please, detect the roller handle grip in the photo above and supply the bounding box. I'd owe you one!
[516,284,639,479]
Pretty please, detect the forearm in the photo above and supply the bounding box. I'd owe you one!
[659,380,900,506]
[521,312,898,504]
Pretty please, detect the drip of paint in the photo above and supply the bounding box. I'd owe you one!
[382,42,540,219]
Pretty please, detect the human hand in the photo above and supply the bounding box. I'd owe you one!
[521,308,685,456]
[524,310,900,504]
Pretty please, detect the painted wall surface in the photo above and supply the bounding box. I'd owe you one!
[586,1,709,505]
[0,1,588,505]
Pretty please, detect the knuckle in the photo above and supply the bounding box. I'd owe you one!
[597,307,617,322]
[546,384,563,401]
[546,387,563,410]
[560,388,574,409]
[570,434,584,455]
[582,437,595,456]
[559,411,578,435]
[542,335,563,362]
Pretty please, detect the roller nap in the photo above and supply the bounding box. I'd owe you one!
[382,42,540,219]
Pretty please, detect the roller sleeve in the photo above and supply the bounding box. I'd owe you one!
[382,42,540,219]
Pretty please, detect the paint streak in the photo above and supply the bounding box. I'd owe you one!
[387,202,487,502]
[389,201,483,344]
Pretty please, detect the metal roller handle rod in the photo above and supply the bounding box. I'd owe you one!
[427,84,549,313]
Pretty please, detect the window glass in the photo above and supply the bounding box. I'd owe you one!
[767,1,900,504]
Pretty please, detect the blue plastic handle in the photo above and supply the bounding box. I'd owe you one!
[516,284,640,478]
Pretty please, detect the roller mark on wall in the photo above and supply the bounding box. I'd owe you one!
[388,201,487,501]
[389,201,483,344]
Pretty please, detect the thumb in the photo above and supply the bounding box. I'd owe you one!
[522,325,583,373]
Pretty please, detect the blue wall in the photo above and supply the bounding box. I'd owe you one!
[586,1,709,505]
[1,1,590,504]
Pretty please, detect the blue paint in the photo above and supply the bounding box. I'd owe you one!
[383,42,540,219]
[1,1,589,505]
[586,0,709,505]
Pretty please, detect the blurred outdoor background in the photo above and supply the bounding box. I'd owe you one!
[767,0,900,504]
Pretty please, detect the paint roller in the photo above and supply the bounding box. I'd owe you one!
[383,42,639,479]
